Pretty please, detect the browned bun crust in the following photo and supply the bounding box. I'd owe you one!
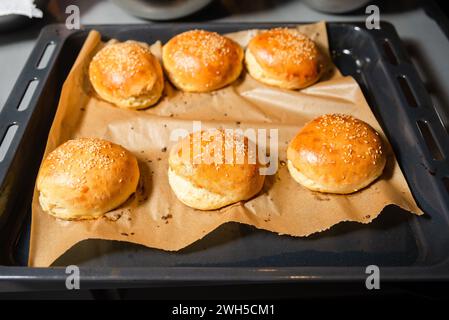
[162,30,244,92]
[245,28,321,89]
[89,40,164,109]
[287,114,386,194]
[37,138,140,219]
[168,130,265,210]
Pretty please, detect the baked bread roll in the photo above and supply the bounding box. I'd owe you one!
[245,28,321,89]
[37,137,140,220]
[162,30,244,92]
[168,130,265,210]
[287,114,386,194]
[89,40,164,109]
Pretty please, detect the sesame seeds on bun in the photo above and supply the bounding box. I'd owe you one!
[287,114,386,194]
[245,28,321,89]
[162,30,244,92]
[168,129,265,210]
[89,40,164,109]
[37,138,140,220]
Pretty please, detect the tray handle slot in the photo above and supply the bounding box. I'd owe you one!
[17,79,39,112]
[0,32,62,188]
[0,124,19,163]
[398,75,418,108]
[36,42,56,70]
[417,120,445,161]
[383,39,398,65]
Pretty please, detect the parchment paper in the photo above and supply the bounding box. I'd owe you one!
[28,22,422,267]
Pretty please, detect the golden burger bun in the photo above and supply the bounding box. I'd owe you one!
[245,28,321,89]
[37,137,140,220]
[89,40,164,109]
[162,30,244,92]
[168,130,265,210]
[287,114,386,194]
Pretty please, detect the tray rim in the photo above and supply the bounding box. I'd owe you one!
[1,21,449,289]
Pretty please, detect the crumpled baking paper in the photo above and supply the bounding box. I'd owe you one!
[28,22,422,267]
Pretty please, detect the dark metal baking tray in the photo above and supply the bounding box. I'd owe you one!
[1,22,449,291]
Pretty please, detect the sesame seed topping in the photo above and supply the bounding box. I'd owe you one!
[176,129,257,167]
[166,30,240,79]
[90,40,158,94]
[44,137,131,189]
[298,114,385,171]
[252,28,318,68]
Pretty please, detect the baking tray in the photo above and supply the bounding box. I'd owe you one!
[1,22,449,291]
